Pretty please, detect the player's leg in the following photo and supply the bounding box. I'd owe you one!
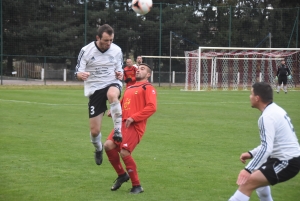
[282,76,288,93]
[105,129,129,191]
[107,84,122,142]
[277,77,283,93]
[229,170,269,201]
[256,186,273,201]
[120,126,143,194]
[88,89,108,165]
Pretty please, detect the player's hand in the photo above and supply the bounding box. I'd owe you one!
[107,110,112,118]
[236,169,251,185]
[125,78,132,83]
[125,117,134,128]
[239,152,252,164]
[288,75,292,80]
[115,71,123,80]
[77,72,90,81]
[275,76,278,80]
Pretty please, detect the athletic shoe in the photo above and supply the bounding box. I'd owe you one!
[94,146,103,165]
[285,91,287,94]
[111,173,130,191]
[113,129,122,143]
[130,185,144,194]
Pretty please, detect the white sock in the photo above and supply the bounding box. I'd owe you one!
[277,86,280,92]
[256,186,273,201]
[283,86,287,92]
[90,133,102,151]
[229,190,250,201]
[110,101,122,133]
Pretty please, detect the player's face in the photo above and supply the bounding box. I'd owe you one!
[126,59,133,66]
[97,32,114,51]
[136,65,150,81]
[136,56,143,64]
[249,88,258,108]
[281,60,285,65]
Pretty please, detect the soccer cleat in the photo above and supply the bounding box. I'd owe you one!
[111,173,130,191]
[113,129,123,143]
[94,147,103,165]
[129,185,144,194]
[285,91,287,94]
[277,91,279,94]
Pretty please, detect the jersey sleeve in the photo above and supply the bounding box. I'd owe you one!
[245,115,275,172]
[287,67,291,76]
[75,49,87,73]
[131,85,157,122]
[115,51,123,73]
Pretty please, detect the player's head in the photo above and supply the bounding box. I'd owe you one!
[136,63,152,81]
[250,82,273,108]
[96,24,114,51]
[126,59,133,67]
[281,59,285,64]
[136,56,143,65]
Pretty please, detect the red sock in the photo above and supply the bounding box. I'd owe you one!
[106,148,126,176]
[122,155,140,186]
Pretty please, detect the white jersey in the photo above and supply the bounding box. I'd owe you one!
[246,102,300,172]
[75,41,123,97]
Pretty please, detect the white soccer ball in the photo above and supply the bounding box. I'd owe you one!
[132,0,153,15]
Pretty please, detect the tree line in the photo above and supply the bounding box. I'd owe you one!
[2,0,300,73]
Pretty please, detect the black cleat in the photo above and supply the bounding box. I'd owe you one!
[111,173,129,191]
[285,92,287,94]
[94,146,103,165]
[130,185,144,194]
[113,129,123,143]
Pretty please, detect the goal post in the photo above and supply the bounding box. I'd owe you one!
[184,47,300,91]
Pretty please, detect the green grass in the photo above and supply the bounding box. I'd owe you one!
[0,86,300,201]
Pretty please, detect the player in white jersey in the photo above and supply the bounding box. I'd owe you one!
[75,24,123,166]
[229,82,300,201]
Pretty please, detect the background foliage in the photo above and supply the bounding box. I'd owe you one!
[1,0,300,73]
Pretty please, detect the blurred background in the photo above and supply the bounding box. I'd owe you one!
[0,0,299,86]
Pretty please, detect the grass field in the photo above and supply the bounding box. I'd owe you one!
[0,85,299,201]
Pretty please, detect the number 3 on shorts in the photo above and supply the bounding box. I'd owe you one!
[90,106,95,115]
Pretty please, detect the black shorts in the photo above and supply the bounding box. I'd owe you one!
[278,76,287,85]
[259,156,300,185]
[88,83,122,118]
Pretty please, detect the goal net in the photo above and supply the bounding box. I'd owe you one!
[184,47,300,91]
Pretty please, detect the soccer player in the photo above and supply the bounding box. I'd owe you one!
[133,55,143,68]
[229,82,300,201]
[123,58,137,88]
[74,24,123,166]
[104,63,157,194]
[276,59,291,94]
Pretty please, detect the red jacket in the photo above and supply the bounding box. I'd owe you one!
[121,81,157,137]
[123,66,137,88]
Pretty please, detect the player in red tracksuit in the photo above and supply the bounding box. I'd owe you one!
[104,63,157,194]
[123,59,137,88]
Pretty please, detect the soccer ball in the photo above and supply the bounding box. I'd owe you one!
[132,0,153,15]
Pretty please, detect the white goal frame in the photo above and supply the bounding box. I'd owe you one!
[184,47,300,91]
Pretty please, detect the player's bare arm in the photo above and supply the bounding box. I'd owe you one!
[76,72,90,81]
[240,152,252,164]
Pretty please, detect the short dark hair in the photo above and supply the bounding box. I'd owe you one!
[97,24,114,39]
[139,63,153,72]
[252,82,273,103]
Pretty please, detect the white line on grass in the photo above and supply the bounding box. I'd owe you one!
[0,99,85,106]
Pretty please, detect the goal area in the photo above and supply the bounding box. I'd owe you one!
[184,47,300,91]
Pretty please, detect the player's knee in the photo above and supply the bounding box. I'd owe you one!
[120,149,131,158]
[90,129,100,137]
[104,140,115,151]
